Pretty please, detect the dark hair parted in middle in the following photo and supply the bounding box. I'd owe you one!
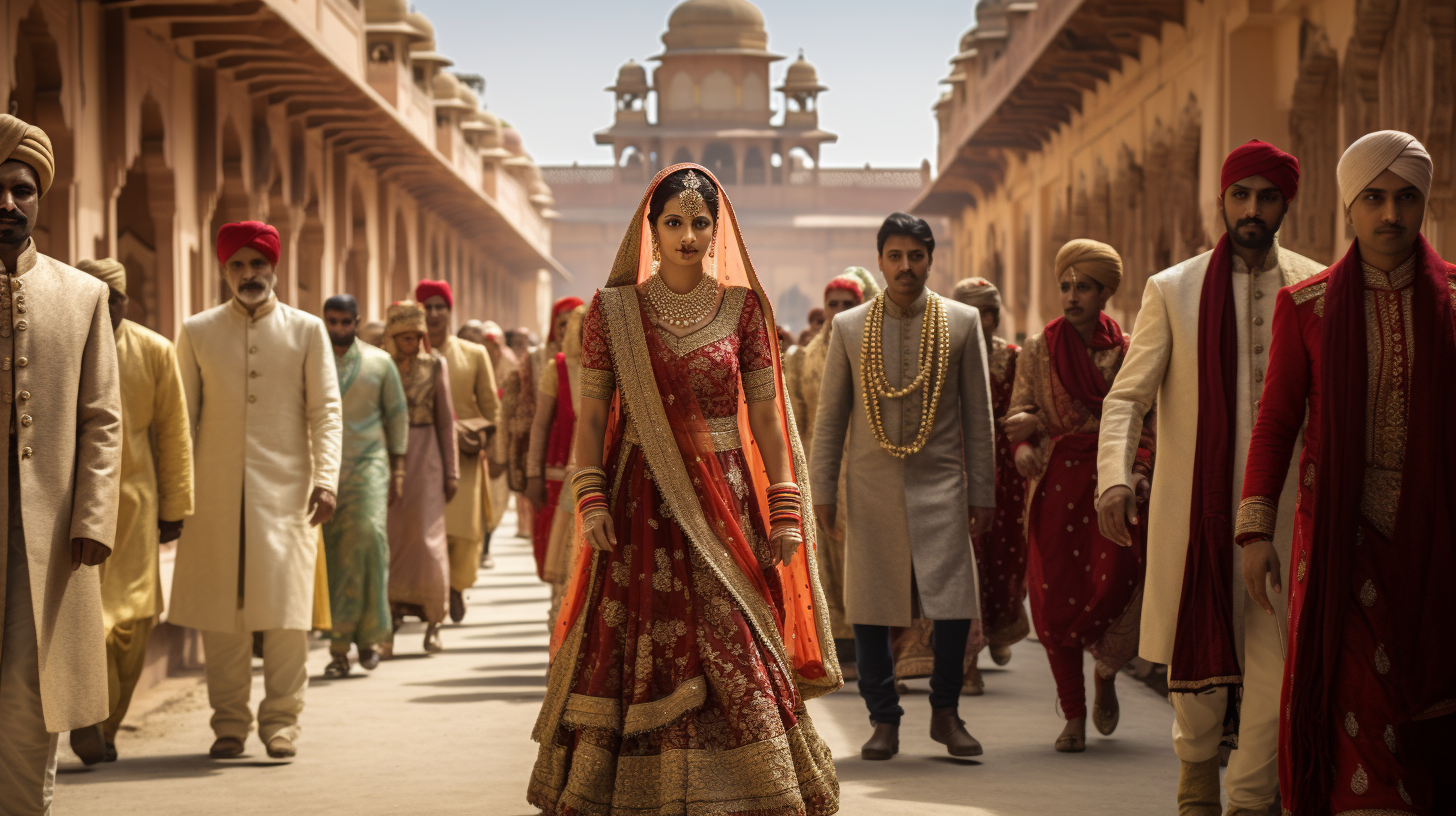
[647,168,722,225]
[324,293,359,317]
[877,212,936,258]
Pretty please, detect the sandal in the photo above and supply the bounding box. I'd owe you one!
[324,656,350,679]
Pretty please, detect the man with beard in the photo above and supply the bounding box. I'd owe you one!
[1097,141,1321,814]
[319,294,407,678]
[0,114,122,813]
[67,258,192,765]
[1237,131,1456,815]
[813,214,996,761]
[785,269,874,677]
[415,280,499,620]
[171,221,342,760]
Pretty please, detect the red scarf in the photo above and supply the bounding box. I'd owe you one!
[1169,234,1243,694]
[1043,312,1125,411]
[544,353,575,471]
[1287,236,1456,812]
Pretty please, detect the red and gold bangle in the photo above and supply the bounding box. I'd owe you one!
[572,467,609,516]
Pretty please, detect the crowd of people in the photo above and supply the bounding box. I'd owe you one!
[0,107,1452,816]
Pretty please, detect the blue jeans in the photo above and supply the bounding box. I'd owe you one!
[853,619,970,726]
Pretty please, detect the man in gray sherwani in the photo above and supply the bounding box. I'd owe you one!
[812,212,997,761]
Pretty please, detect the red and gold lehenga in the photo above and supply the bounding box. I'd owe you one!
[528,165,841,816]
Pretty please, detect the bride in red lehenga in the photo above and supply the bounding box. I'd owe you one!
[527,165,841,815]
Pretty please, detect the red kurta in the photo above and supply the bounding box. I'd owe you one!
[1238,245,1456,815]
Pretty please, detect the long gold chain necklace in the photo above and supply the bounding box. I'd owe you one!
[860,292,951,458]
[645,272,717,328]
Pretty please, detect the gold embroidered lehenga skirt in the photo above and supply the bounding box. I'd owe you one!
[527,440,839,816]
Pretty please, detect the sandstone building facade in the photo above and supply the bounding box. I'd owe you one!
[916,0,1455,340]
[3,0,562,340]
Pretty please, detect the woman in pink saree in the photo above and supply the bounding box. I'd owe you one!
[527,166,841,815]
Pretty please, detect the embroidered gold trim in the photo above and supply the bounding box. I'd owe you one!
[624,415,742,453]
[580,366,616,400]
[1291,281,1328,306]
[1304,463,1316,488]
[561,694,621,730]
[1297,555,1307,582]
[1332,810,1417,816]
[599,286,796,685]
[652,286,748,357]
[531,553,599,744]
[622,675,707,736]
[1385,724,1398,753]
[1399,779,1412,805]
[1345,711,1360,737]
[1374,644,1390,675]
[1167,675,1242,691]
[1360,579,1377,607]
[529,720,840,816]
[743,365,777,402]
[1351,764,1369,795]
[1235,496,1279,539]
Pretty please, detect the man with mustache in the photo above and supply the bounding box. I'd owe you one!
[415,280,499,615]
[1097,141,1321,815]
[170,221,342,760]
[67,258,192,765]
[1237,131,1456,815]
[0,114,123,814]
[812,213,996,761]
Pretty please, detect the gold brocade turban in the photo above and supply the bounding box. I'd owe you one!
[1337,130,1432,210]
[76,258,127,296]
[1054,239,1123,293]
[385,300,427,339]
[0,114,56,197]
[951,277,1002,310]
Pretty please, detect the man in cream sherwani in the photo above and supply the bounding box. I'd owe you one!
[812,213,996,763]
[171,221,341,761]
[1096,142,1322,816]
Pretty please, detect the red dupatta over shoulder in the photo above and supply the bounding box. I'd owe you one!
[544,164,839,706]
[1043,312,1127,411]
[1169,233,1244,695]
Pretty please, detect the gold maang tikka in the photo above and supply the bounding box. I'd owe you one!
[678,170,707,218]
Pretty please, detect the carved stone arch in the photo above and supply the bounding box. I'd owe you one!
[1285,24,1339,264]
[114,93,178,334]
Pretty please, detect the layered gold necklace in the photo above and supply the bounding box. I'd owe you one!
[860,291,951,458]
[646,272,718,328]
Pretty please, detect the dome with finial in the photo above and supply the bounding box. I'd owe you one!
[406,12,453,66]
[661,0,769,53]
[364,0,424,37]
[611,59,649,93]
[781,49,826,92]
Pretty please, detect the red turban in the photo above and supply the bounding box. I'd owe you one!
[824,276,863,302]
[549,296,585,342]
[216,221,280,267]
[415,279,454,309]
[1220,140,1300,201]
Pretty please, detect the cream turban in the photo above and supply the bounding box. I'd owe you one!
[1054,239,1123,293]
[0,114,55,197]
[1337,130,1432,210]
[76,258,127,296]
[952,277,1002,310]
[842,266,882,299]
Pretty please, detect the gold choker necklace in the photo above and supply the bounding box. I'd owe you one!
[646,272,717,328]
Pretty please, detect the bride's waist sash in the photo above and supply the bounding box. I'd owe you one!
[622,414,742,453]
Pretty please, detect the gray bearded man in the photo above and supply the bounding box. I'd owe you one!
[811,212,996,761]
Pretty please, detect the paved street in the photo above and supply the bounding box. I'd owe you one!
[57,508,1179,815]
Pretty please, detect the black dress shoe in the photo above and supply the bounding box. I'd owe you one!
[861,721,899,760]
[449,589,466,623]
[358,648,380,670]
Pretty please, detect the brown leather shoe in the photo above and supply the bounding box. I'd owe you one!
[209,736,245,759]
[265,735,296,759]
[69,725,108,765]
[449,589,466,623]
[860,721,899,760]
[929,707,984,757]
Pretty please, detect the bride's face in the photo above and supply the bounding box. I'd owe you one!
[653,196,715,274]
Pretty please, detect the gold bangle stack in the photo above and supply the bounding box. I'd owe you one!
[860,292,951,459]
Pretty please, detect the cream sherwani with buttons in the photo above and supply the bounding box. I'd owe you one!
[0,241,121,814]
[1097,238,1321,810]
[171,294,341,744]
[811,289,995,626]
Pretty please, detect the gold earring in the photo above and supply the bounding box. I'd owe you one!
[708,229,717,258]
[650,233,661,272]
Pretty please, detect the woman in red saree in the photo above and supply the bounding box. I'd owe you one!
[1005,240,1152,753]
[528,165,840,816]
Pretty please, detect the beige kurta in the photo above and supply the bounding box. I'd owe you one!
[99,319,193,632]
[436,335,500,545]
[170,295,342,633]
[810,289,996,627]
[1097,239,1322,664]
[0,242,122,731]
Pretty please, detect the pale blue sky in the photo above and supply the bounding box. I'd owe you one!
[414,0,977,169]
